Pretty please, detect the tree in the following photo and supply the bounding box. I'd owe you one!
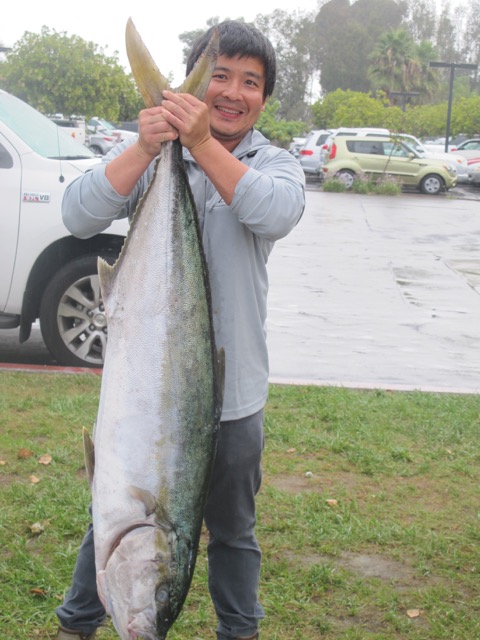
[368,28,422,97]
[401,0,436,43]
[313,0,406,93]
[256,99,306,147]
[255,9,315,121]
[0,27,142,121]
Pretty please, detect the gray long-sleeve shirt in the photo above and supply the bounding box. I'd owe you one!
[62,129,305,420]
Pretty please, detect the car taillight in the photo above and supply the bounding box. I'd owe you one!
[299,149,313,156]
[329,143,337,160]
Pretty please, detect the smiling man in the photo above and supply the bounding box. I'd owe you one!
[56,20,305,640]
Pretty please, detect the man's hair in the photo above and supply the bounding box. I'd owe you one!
[186,20,276,99]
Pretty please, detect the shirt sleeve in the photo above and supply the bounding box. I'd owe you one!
[62,139,150,239]
[231,147,306,241]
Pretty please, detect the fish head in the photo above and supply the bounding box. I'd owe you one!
[100,525,175,640]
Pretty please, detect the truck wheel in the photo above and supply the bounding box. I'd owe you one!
[39,255,114,367]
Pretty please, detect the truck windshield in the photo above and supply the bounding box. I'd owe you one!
[0,91,95,160]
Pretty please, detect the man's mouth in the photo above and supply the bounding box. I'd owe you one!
[215,105,243,117]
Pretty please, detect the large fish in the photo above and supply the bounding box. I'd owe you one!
[83,19,224,640]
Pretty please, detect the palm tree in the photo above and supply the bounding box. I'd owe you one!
[368,28,421,99]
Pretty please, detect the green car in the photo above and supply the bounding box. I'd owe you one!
[322,136,458,195]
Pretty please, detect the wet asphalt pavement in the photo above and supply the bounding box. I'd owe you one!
[267,186,480,393]
[2,184,480,393]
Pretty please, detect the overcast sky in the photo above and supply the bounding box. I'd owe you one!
[2,0,320,85]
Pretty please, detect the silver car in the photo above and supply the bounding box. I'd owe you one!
[298,129,332,177]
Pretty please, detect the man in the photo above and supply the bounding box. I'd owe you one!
[55,20,305,640]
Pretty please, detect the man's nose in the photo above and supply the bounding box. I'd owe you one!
[221,80,242,100]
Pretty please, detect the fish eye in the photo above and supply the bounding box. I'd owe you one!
[155,588,169,604]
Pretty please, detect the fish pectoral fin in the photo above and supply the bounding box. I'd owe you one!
[129,486,173,530]
[129,486,158,515]
[82,426,95,486]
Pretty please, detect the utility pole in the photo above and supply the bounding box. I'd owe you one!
[429,61,478,152]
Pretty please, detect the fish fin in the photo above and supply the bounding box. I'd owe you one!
[176,29,220,100]
[126,18,219,106]
[125,18,170,107]
[129,486,158,515]
[83,426,95,486]
[129,486,173,529]
[97,256,115,308]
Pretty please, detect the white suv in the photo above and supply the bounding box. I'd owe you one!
[0,90,129,367]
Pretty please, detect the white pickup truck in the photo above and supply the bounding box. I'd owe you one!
[0,90,129,367]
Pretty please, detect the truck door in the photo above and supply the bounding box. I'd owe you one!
[0,133,21,310]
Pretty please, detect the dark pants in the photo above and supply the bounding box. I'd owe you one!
[56,410,265,639]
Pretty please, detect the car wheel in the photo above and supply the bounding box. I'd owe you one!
[420,174,444,195]
[89,144,103,155]
[336,170,356,189]
[39,255,114,367]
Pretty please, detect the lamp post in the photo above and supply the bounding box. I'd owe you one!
[429,61,478,152]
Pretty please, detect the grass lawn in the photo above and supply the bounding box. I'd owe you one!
[1,371,479,639]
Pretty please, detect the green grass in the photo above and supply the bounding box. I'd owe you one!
[1,372,479,639]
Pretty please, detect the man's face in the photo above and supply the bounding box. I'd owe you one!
[204,54,267,151]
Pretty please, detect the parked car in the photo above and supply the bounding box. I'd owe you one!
[87,131,121,155]
[288,136,306,158]
[449,138,480,160]
[0,89,129,367]
[87,117,137,142]
[398,133,469,183]
[322,135,458,195]
[86,117,137,155]
[48,114,87,145]
[318,127,391,174]
[298,129,333,176]
[467,159,480,186]
[422,134,468,154]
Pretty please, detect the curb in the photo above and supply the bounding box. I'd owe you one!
[2,362,478,395]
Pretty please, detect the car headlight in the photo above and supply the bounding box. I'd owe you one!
[444,164,457,176]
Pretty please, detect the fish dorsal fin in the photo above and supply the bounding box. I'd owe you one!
[83,426,95,486]
[126,17,219,106]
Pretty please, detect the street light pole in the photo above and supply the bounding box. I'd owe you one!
[429,61,478,152]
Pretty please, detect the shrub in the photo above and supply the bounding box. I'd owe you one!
[373,173,402,196]
[352,172,375,194]
[322,178,347,192]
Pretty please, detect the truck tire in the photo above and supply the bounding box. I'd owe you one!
[39,254,114,367]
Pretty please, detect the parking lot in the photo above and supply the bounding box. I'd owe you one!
[267,185,480,393]
[2,184,480,394]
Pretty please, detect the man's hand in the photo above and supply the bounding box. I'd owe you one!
[136,105,179,159]
[160,90,212,154]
